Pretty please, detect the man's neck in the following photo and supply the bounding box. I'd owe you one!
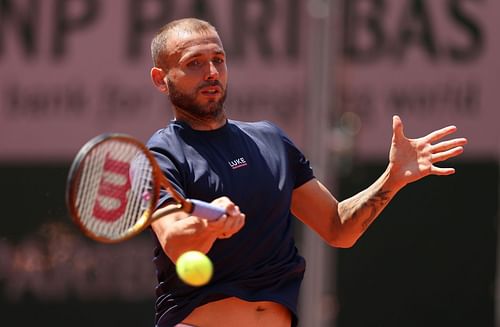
[173,109,227,131]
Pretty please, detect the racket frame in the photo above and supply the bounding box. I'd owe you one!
[66,134,164,243]
[66,133,221,243]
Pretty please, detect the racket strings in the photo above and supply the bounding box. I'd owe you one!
[74,140,155,240]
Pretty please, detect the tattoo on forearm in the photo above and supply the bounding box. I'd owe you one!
[361,190,391,230]
[342,190,391,231]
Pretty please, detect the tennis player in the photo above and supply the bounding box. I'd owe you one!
[145,18,467,327]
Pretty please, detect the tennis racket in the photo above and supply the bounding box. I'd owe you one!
[66,133,225,243]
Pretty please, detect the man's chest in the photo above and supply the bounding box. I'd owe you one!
[183,136,291,207]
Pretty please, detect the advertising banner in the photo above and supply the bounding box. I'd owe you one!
[0,0,307,161]
[333,0,499,159]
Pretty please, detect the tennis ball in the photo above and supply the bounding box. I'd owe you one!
[176,251,213,287]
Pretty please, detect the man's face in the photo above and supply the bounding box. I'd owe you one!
[162,30,228,119]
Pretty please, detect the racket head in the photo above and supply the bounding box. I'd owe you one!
[66,133,163,243]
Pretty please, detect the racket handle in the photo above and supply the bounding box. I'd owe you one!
[189,199,226,221]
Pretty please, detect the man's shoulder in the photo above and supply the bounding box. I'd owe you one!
[145,121,186,147]
[145,128,168,149]
[229,120,281,134]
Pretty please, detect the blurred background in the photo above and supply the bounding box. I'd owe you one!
[0,0,497,326]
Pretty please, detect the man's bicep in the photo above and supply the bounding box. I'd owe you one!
[291,178,340,241]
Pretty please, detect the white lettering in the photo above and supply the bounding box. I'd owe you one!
[228,157,248,169]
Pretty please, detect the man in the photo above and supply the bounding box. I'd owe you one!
[146,18,467,327]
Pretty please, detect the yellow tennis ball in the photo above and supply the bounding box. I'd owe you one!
[176,251,213,287]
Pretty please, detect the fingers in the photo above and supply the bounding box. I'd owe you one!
[431,138,468,153]
[425,125,458,143]
[430,135,467,161]
[393,115,465,146]
[217,212,246,239]
[206,196,245,239]
[428,128,467,164]
[430,166,456,176]
[215,211,245,239]
[389,115,466,181]
[431,146,464,163]
[428,137,466,176]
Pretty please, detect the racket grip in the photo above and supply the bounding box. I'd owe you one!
[189,199,226,221]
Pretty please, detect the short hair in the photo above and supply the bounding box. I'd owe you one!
[151,18,218,69]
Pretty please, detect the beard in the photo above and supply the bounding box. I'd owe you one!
[167,79,227,119]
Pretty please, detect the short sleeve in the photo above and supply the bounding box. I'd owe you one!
[145,128,188,209]
[149,146,187,209]
[270,123,315,188]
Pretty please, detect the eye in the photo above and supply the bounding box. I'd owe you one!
[213,57,224,65]
[187,59,201,67]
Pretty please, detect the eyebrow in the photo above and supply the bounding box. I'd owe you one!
[180,49,225,64]
[187,49,225,58]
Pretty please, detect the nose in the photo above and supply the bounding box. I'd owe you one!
[205,61,219,80]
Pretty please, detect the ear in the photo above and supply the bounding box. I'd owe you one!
[151,67,169,94]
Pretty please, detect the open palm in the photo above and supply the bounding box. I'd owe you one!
[388,115,467,187]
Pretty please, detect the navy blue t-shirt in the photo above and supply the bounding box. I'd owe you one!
[146,120,314,327]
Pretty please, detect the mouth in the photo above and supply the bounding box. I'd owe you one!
[199,86,222,97]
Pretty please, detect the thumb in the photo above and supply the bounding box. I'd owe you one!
[392,115,404,140]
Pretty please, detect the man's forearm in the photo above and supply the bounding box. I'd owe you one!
[337,166,402,236]
[152,208,219,262]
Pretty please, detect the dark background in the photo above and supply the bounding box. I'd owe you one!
[336,160,497,327]
[0,160,496,326]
